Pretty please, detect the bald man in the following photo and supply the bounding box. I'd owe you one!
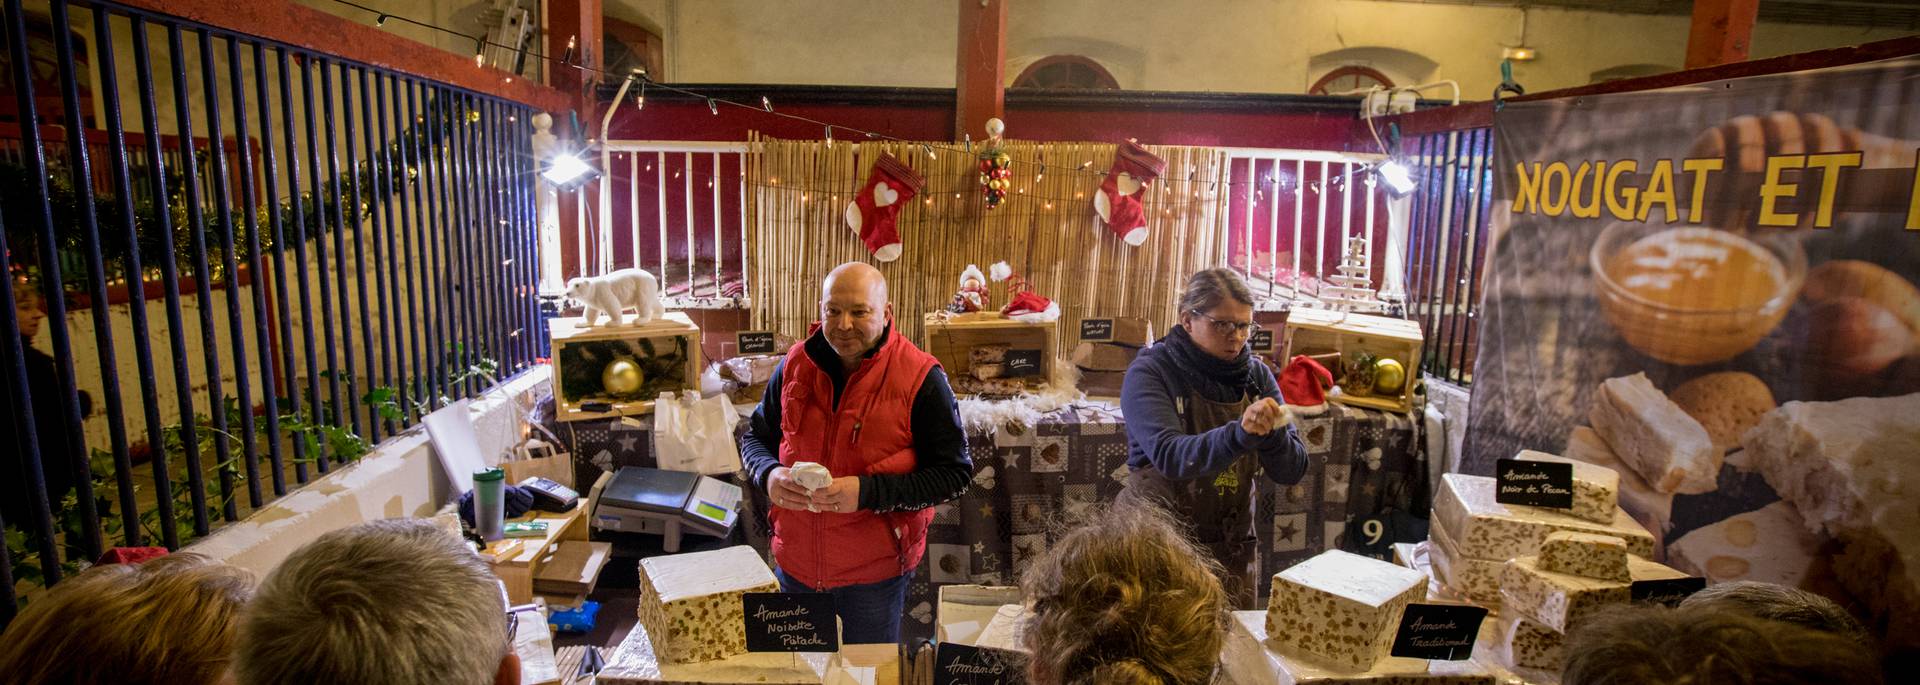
[739,262,970,643]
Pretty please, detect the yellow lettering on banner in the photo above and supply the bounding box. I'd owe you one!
[1909,150,1920,231]
[1540,162,1573,217]
[1570,162,1603,218]
[1801,152,1862,229]
[1637,160,1678,223]
[1681,158,1724,224]
[1759,155,1807,227]
[1513,162,1543,215]
[1605,160,1639,221]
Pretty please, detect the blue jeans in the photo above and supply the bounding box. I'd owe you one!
[775,568,912,644]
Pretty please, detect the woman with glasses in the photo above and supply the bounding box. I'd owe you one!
[1117,268,1308,607]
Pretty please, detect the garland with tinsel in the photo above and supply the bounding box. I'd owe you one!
[2,93,482,287]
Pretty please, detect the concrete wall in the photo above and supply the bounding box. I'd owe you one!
[607,0,1912,96]
[182,367,545,577]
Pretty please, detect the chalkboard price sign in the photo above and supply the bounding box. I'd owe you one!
[1079,318,1114,342]
[1390,603,1487,660]
[1494,458,1574,509]
[742,593,839,653]
[934,642,1023,685]
[1003,350,1043,377]
[1248,329,1275,352]
[736,331,779,356]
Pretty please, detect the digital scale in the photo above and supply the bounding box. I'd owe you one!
[587,466,743,552]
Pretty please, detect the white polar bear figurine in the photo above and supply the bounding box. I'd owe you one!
[566,268,666,327]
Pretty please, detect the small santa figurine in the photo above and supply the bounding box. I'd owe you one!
[948,264,990,313]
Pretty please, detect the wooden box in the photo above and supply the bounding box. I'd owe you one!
[549,313,703,422]
[922,312,1057,396]
[1280,308,1423,414]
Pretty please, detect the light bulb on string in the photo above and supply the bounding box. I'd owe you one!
[634,83,645,111]
[761,96,773,112]
[375,14,387,26]
[707,99,719,115]
[824,125,833,146]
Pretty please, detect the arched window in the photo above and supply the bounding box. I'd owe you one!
[1012,55,1120,90]
[1308,66,1393,96]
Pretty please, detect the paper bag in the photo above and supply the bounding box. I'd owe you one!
[652,390,743,476]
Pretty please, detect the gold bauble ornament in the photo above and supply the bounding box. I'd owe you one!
[1373,358,1407,395]
[602,358,646,398]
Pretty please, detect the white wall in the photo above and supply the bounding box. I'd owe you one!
[183,367,544,577]
[605,0,1914,96]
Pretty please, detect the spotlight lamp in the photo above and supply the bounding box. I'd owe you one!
[1376,160,1416,196]
[541,152,599,190]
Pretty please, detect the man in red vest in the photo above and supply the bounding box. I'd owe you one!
[740,262,970,644]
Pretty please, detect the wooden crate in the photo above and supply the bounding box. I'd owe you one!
[1279,308,1423,414]
[549,313,703,422]
[922,312,1057,395]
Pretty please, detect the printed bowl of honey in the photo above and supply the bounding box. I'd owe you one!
[1591,223,1806,365]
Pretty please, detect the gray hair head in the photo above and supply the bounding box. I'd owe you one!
[1176,268,1255,316]
[235,518,507,685]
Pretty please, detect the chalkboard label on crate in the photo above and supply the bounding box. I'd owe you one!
[742,593,839,652]
[1003,350,1043,377]
[1249,329,1275,352]
[1079,318,1114,342]
[1389,603,1487,660]
[736,331,779,356]
[934,642,1023,685]
[1494,458,1574,509]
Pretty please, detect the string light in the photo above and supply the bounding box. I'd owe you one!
[707,98,719,116]
[761,96,773,112]
[824,125,833,146]
[375,14,387,26]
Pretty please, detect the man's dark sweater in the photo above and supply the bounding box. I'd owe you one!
[740,327,970,513]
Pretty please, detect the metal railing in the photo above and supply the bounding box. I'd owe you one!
[1220,148,1390,308]
[1403,127,1495,385]
[1,0,544,618]
[585,140,750,308]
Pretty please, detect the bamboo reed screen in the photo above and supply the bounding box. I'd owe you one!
[746,134,1231,360]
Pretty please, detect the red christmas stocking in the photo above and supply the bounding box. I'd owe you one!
[844,153,924,262]
[1094,140,1167,246]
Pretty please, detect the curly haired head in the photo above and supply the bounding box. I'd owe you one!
[1019,503,1228,685]
[1562,604,1882,685]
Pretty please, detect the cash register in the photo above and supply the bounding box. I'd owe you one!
[586,466,742,552]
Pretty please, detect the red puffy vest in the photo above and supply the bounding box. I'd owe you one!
[774,329,940,589]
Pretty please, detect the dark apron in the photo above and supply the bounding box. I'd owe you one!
[1118,390,1260,609]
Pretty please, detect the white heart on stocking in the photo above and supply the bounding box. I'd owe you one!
[1116,172,1143,195]
[874,183,899,207]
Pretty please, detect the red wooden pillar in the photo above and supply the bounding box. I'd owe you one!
[954,0,1008,141]
[547,0,602,278]
[1684,0,1760,69]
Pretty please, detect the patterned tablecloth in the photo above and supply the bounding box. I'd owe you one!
[543,396,1426,643]
[899,399,1425,641]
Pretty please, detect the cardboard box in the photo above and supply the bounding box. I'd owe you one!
[1077,316,1153,347]
[1070,342,1138,372]
[1078,369,1125,398]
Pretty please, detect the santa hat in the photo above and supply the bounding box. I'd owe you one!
[959,264,986,287]
[1278,355,1333,407]
[991,261,1061,323]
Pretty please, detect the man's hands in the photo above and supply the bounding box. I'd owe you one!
[767,467,814,511]
[767,467,861,514]
[809,477,861,514]
[1239,397,1295,436]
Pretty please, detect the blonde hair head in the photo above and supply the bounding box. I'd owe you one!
[0,553,255,685]
[1020,503,1228,685]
